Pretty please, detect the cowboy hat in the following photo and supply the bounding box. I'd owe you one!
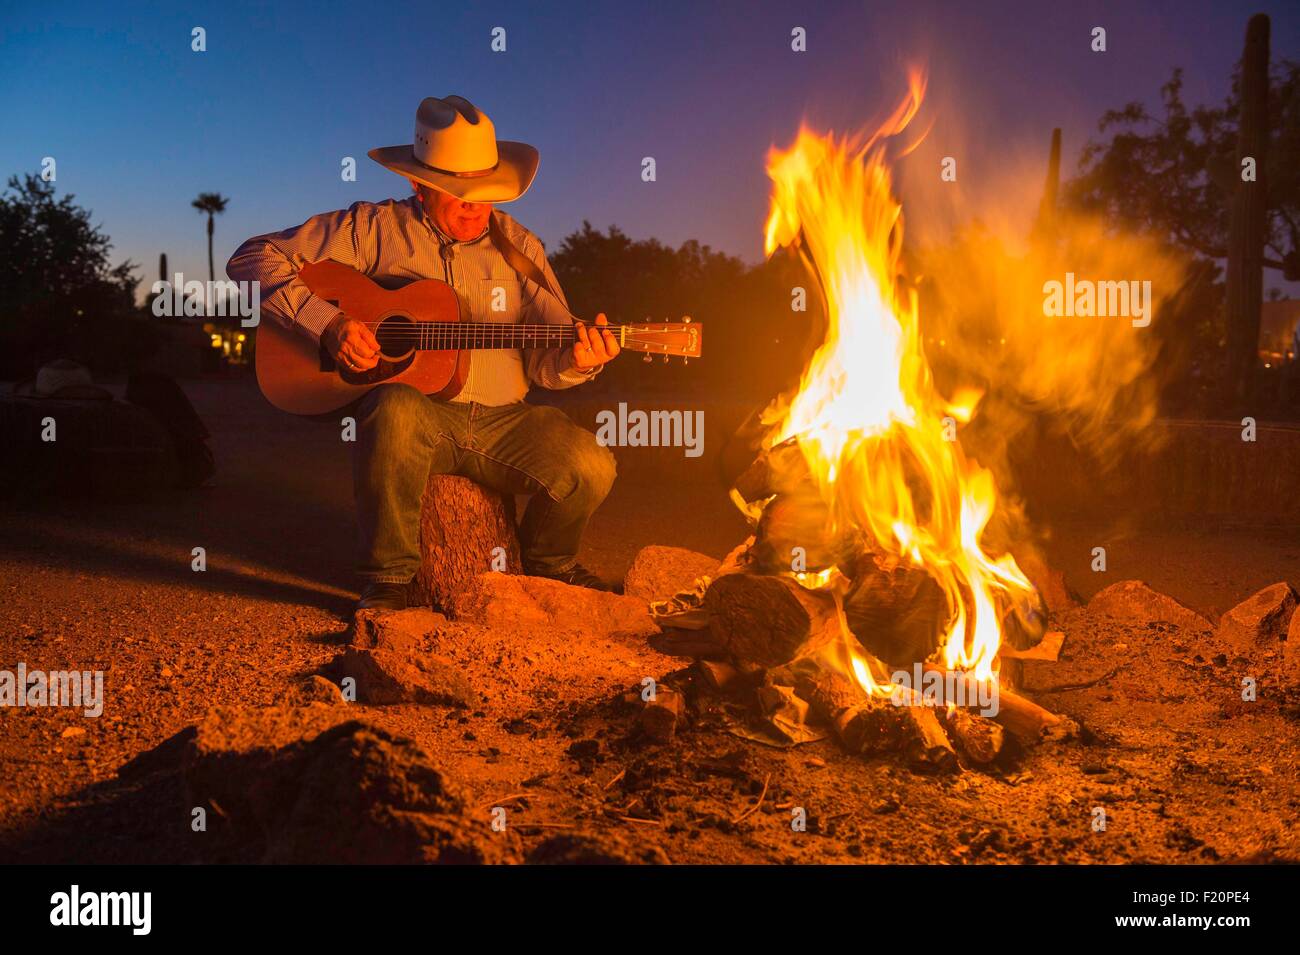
[368,95,539,203]
[12,359,113,400]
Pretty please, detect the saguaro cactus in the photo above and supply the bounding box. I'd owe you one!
[1032,128,1062,244]
[1224,14,1270,408]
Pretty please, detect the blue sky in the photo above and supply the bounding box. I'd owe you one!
[2,0,1296,295]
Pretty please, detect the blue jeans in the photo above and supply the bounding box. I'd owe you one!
[352,383,616,583]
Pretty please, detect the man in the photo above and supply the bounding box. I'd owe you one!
[228,95,620,611]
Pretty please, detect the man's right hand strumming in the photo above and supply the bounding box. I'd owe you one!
[324,314,381,372]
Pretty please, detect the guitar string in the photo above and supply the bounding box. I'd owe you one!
[354,320,674,329]
[354,328,686,338]
[351,337,686,348]
[352,328,690,349]
[359,336,685,344]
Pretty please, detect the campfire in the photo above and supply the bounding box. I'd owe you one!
[659,71,1073,770]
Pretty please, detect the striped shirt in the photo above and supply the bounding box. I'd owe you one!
[226,196,596,406]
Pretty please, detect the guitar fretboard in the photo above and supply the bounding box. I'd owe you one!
[406,323,580,350]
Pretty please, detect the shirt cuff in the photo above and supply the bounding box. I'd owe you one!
[556,346,600,385]
[295,294,343,340]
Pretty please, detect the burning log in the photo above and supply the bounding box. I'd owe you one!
[920,663,1066,741]
[735,442,863,574]
[737,444,971,668]
[752,491,857,573]
[843,552,951,666]
[732,438,812,503]
[941,706,1005,764]
[704,573,839,667]
[793,670,908,754]
[904,706,958,774]
[795,669,957,771]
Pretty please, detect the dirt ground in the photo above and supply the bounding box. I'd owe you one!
[1,377,1297,864]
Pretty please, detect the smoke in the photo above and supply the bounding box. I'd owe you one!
[885,74,1191,489]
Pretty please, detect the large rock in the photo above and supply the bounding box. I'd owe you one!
[1284,611,1300,688]
[324,646,478,708]
[290,675,346,705]
[1087,580,1213,632]
[352,607,454,652]
[182,705,518,863]
[336,608,480,706]
[623,545,720,603]
[1218,582,1298,654]
[455,572,659,640]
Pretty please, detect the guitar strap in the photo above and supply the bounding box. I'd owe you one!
[487,213,573,318]
[486,214,605,373]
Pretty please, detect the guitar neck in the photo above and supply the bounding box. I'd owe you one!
[411,323,579,350]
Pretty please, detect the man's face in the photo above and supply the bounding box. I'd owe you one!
[416,184,493,241]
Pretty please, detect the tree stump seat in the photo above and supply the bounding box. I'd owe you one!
[405,474,521,613]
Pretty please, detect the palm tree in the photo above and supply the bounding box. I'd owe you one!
[191,192,229,286]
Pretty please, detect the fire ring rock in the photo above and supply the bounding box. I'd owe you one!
[623,545,720,602]
[1086,580,1213,633]
[1217,581,1298,654]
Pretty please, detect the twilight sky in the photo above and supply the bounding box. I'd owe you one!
[2,0,1297,295]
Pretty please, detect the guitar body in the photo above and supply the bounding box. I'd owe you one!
[256,259,702,417]
[255,260,467,416]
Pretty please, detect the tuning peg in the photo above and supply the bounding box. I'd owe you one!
[643,354,652,363]
[662,354,669,363]
[682,316,692,323]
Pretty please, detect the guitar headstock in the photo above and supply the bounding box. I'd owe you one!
[621,318,703,361]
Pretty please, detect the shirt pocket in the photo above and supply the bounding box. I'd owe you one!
[474,278,521,323]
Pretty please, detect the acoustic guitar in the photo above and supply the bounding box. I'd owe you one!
[255,260,702,415]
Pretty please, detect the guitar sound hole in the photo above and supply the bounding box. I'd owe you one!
[374,315,415,358]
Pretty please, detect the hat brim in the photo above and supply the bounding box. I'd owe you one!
[12,381,114,400]
[367,140,539,203]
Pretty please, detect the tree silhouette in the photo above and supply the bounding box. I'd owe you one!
[1066,57,1300,412]
[191,192,229,286]
[547,221,807,399]
[1067,62,1299,279]
[0,173,142,376]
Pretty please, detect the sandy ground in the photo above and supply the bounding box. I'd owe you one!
[0,377,1297,864]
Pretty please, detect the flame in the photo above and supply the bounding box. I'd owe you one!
[760,70,1033,688]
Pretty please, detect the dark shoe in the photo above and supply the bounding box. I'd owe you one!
[356,582,409,612]
[527,563,615,592]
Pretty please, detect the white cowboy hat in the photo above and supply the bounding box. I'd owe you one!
[12,359,113,400]
[368,95,539,203]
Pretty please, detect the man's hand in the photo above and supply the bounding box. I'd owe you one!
[571,313,620,372]
[324,314,381,372]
